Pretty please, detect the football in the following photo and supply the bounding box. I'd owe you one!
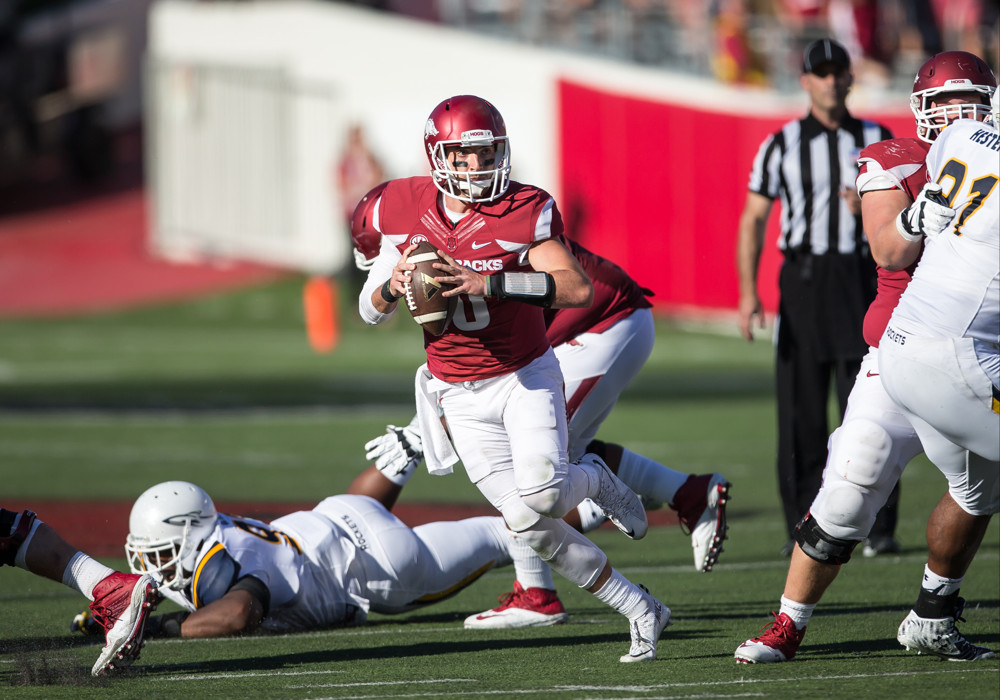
[402,241,456,336]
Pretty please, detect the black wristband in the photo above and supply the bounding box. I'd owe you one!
[484,272,556,308]
[380,279,399,304]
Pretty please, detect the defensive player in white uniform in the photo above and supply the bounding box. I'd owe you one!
[358,95,667,661]
[116,481,527,637]
[880,93,1000,659]
[880,107,999,465]
[352,182,731,629]
[736,51,997,664]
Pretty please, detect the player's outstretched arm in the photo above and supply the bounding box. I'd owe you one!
[177,587,266,638]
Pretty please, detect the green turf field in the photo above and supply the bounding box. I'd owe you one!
[1,277,997,698]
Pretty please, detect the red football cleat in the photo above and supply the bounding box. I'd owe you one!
[464,581,568,629]
[88,572,161,676]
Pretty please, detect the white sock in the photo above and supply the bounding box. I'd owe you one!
[779,595,815,630]
[576,498,608,533]
[616,448,689,506]
[591,568,648,620]
[62,552,115,601]
[921,564,963,597]
[509,532,556,590]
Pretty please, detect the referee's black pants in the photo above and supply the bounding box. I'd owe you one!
[775,343,901,542]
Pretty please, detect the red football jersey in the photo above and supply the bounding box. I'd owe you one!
[378,177,554,382]
[856,138,930,347]
[545,236,653,348]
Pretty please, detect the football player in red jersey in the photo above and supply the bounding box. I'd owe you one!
[358,95,668,661]
[1,506,160,676]
[736,51,997,664]
[352,180,732,628]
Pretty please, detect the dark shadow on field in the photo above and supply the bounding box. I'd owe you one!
[0,370,772,412]
[0,634,106,655]
[140,628,704,677]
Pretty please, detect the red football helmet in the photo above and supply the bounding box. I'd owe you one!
[350,181,388,271]
[424,95,511,203]
[910,51,996,143]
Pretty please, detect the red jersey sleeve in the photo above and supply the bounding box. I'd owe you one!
[856,138,930,347]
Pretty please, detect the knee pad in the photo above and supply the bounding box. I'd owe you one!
[521,487,571,520]
[828,419,893,489]
[811,481,880,539]
[0,509,36,568]
[499,498,543,533]
[794,512,860,565]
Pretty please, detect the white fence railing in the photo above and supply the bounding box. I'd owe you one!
[146,58,343,273]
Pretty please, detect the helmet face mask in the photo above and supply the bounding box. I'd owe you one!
[125,481,217,591]
[424,95,511,203]
[910,51,997,143]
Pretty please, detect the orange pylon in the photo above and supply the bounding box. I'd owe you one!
[303,276,339,353]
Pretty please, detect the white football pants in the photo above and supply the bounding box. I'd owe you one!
[555,308,656,461]
[880,335,1000,514]
[439,349,609,588]
[312,495,513,615]
[810,349,923,540]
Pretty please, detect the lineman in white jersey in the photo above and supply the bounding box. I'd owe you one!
[880,113,1000,470]
[117,481,520,637]
[880,101,999,661]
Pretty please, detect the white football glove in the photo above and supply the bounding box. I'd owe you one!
[895,183,955,242]
[365,421,424,476]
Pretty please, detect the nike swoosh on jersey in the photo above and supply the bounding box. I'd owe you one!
[471,241,490,250]
[866,371,879,377]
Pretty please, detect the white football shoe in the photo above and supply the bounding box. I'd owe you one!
[584,454,647,540]
[620,592,671,662]
[897,603,995,661]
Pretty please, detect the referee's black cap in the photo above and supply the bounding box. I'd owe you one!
[802,39,851,74]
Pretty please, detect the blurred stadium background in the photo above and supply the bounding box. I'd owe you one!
[1,0,996,320]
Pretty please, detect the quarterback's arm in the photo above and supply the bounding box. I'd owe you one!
[736,191,772,341]
[359,239,408,323]
[525,238,593,309]
[861,188,921,271]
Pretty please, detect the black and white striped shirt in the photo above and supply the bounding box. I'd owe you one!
[749,113,892,256]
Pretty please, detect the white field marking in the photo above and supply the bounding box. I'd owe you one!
[292,668,998,700]
[286,679,476,689]
[311,693,764,700]
[150,669,348,682]
[557,667,1000,692]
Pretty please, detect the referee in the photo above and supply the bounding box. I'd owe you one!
[736,38,899,556]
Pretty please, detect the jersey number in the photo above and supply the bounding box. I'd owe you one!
[937,158,999,236]
[450,294,490,331]
[232,519,302,554]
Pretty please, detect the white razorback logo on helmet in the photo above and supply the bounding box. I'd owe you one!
[424,119,439,138]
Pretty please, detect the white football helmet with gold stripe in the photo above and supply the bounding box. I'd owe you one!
[125,481,217,591]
